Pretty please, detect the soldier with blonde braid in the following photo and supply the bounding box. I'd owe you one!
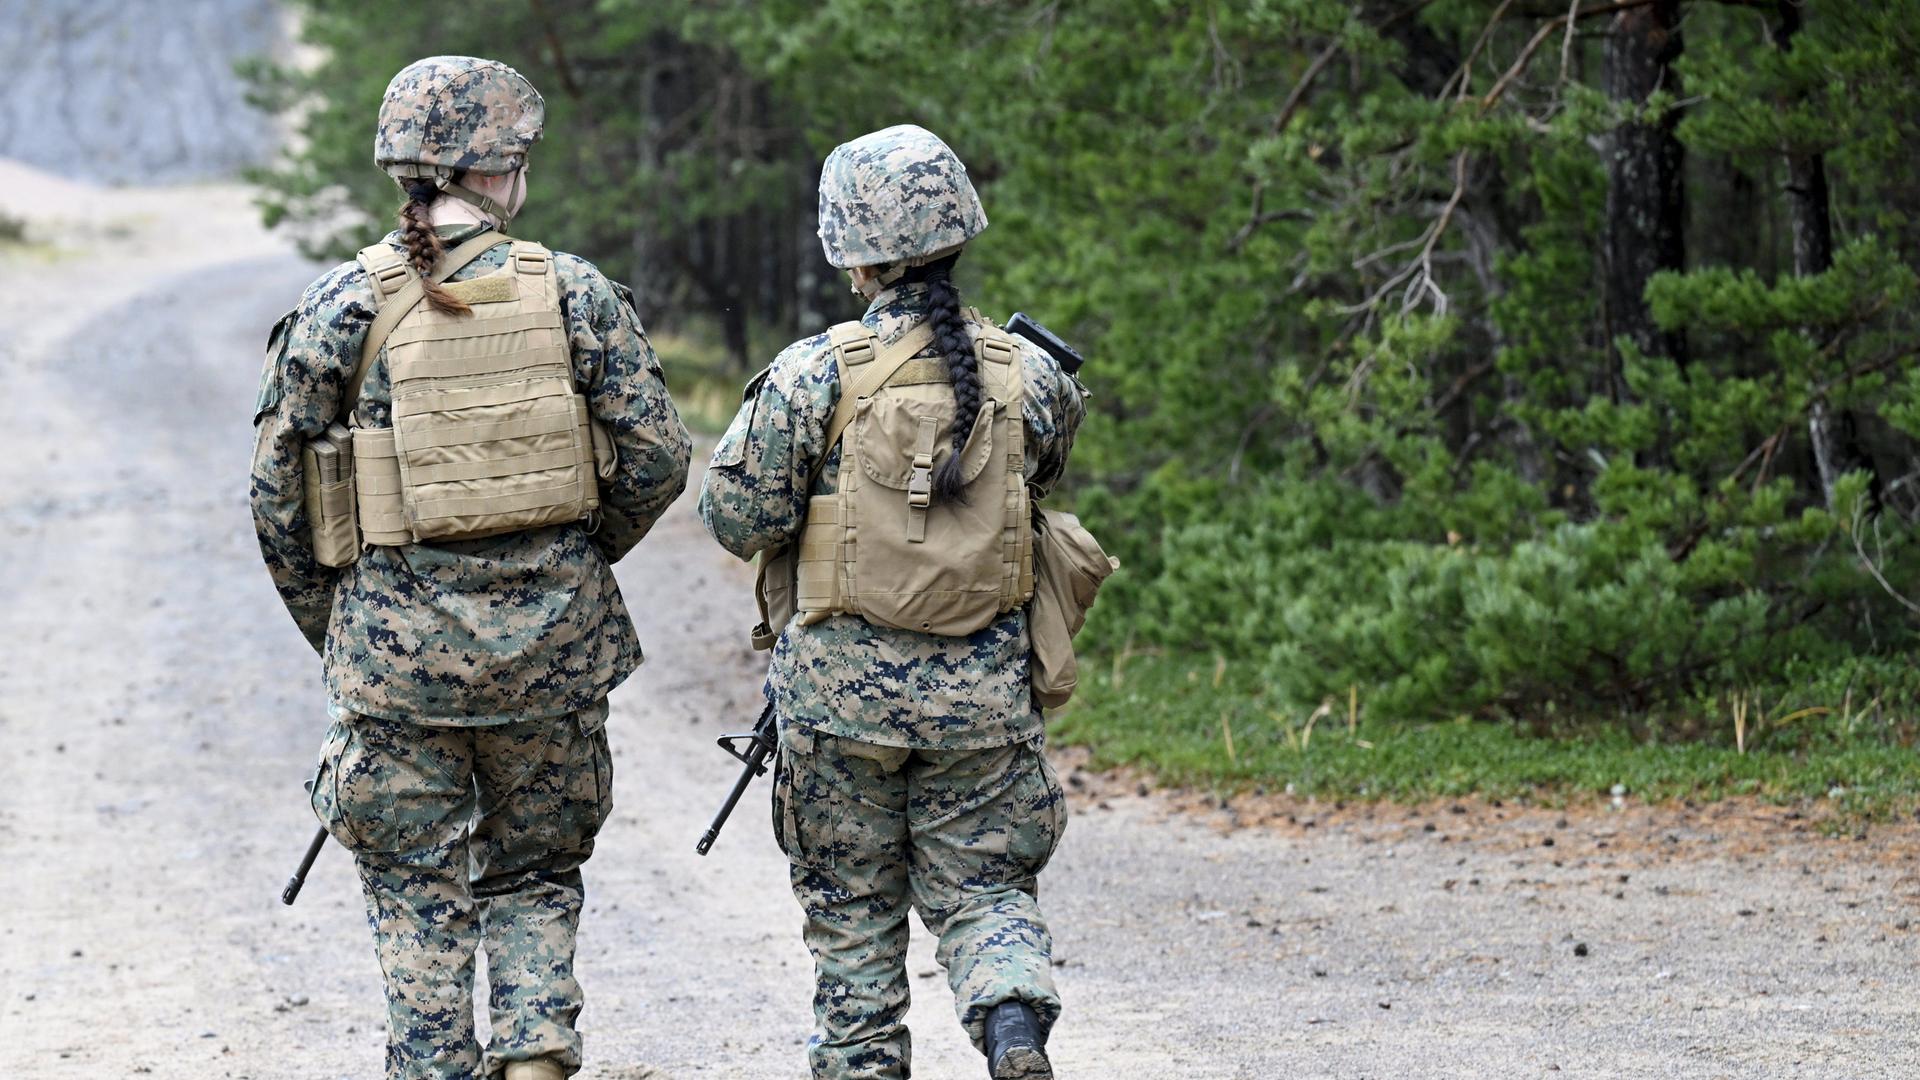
[250,55,690,1080]
[700,125,1087,1080]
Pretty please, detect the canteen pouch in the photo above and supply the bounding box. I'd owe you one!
[1028,508,1118,709]
[302,421,360,568]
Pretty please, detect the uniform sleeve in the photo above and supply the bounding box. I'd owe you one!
[248,263,366,653]
[561,261,692,564]
[697,335,837,560]
[1018,341,1087,498]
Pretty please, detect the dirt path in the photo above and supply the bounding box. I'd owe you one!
[2,166,1917,1079]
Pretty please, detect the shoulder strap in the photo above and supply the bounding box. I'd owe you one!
[505,238,551,279]
[809,320,936,492]
[357,243,411,305]
[969,317,1021,401]
[343,229,511,415]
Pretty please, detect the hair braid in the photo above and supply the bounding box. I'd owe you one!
[918,258,980,503]
[398,180,472,316]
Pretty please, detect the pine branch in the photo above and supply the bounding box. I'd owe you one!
[1479,0,1666,113]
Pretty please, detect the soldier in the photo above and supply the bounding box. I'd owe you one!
[249,56,691,1080]
[699,125,1086,1080]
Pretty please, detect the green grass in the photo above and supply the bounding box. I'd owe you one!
[1053,652,1920,819]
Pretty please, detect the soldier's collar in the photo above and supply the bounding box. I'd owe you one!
[434,223,493,242]
[864,281,931,318]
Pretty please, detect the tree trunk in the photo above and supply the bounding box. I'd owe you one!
[1602,0,1687,375]
[1771,5,1875,512]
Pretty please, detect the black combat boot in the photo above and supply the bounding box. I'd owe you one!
[983,1000,1053,1079]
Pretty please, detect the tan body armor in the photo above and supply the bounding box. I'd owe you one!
[304,231,609,566]
[756,314,1035,642]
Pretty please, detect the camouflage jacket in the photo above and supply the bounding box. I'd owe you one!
[250,224,691,726]
[698,282,1086,749]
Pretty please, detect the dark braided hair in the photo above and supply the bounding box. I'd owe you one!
[398,179,472,316]
[903,254,979,503]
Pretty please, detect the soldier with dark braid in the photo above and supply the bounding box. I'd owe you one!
[913,256,984,502]
[699,125,1087,1080]
[250,56,690,1080]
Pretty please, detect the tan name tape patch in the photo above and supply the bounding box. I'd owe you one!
[441,273,519,305]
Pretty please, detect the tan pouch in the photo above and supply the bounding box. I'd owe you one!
[1028,508,1119,709]
[590,419,617,479]
[753,546,796,650]
[302,422,360,568]
[350,427,412,547]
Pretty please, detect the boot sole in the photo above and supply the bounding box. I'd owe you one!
[993,1046,1054,1080]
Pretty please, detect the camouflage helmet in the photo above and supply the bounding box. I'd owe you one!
[375,55,544,178]
[817,125,988,270]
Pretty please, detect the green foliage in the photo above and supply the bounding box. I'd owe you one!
[1058,654,1920,816]
[253,0,1920,755]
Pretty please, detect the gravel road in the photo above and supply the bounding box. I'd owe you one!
[2,164,1917,1080]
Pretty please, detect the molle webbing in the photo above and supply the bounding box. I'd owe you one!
[348,230,510,411]
[350,238,601,545]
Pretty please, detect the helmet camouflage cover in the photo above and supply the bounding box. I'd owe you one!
[817,124,988,269]
[375,55,544,176]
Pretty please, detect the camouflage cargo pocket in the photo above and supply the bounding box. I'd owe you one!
[575,705,615,838]
[317,718,472,857]
[473,705,612,855]
[307,720,358,850]
[1005,744,1067,879]
[772,725,838,872]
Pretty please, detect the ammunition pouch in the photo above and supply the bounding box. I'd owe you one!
[302,422,360,568]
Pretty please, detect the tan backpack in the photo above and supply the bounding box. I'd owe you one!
[753,313,1034,643]
[303,231,611,565]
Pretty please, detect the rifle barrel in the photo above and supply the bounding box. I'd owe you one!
[281,826,328,906]
[696,748,766,856]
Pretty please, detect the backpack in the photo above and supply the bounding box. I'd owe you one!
[754,313,1034,641]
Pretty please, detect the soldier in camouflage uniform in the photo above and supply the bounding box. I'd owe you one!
[699,125,1085,1080]
[250,56,691,1080]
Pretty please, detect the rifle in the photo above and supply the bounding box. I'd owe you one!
[281,825,328,905]
[1006,312,1084,375]
[696,702,778,855]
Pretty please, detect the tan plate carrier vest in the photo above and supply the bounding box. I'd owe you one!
[753,313,1034,646]
[304,231,609,566]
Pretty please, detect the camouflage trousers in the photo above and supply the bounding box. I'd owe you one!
[309,702,614,1079]
[773,723,1067,1080]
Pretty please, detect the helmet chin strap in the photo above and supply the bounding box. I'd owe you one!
[849,242,966,299]
[436,167,521,225]
[391,162,522,225]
